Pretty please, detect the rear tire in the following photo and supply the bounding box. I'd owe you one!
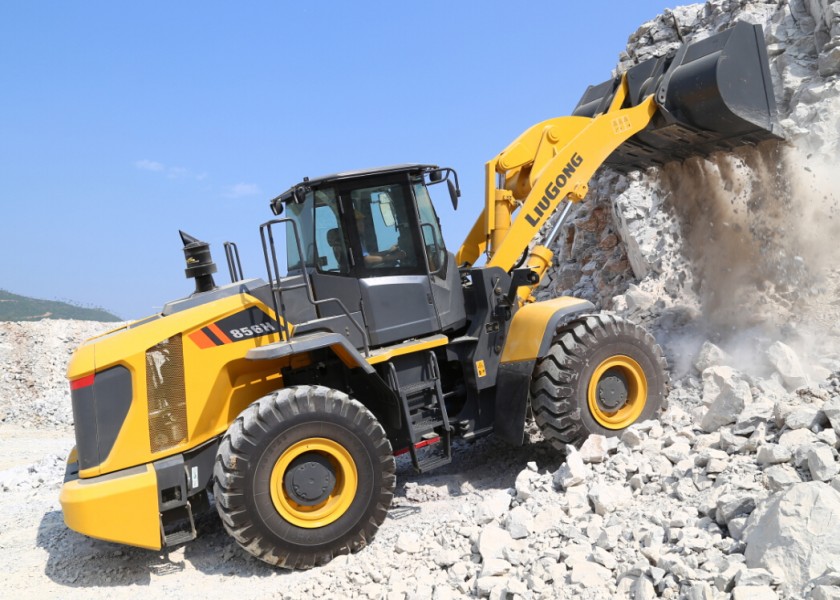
[531,313,667,449]
[213,385,395,569]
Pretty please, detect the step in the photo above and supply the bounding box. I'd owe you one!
[416,453,452,473]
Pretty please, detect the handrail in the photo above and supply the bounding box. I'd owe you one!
[259,218,370,356]
[223,241,244,283]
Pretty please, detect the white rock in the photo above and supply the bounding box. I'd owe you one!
[480,558,512,578]
[808,445,839,481]
[569,560,610,587]
[475,490,512,524]
[732,585,778,600]
[700,368,753,433]
[588,483,632,516]
[553,449,589,489]
[744,482,840,590]
[767,341,808,390]
[579,435,609,463]
[395,532,422,554]
[756,444,793,465]
[478,526,514,562]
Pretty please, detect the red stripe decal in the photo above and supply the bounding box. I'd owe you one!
[189,330,216,349]
[70,373,95,390]
[394,436,441,456]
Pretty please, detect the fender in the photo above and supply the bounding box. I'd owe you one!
[494,297,595,445]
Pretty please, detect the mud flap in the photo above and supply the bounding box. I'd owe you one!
[574,22,782,171]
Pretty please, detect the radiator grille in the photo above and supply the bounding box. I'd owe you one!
[146,334,187,453]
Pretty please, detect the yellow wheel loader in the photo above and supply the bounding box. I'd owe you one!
[60,22,781,568]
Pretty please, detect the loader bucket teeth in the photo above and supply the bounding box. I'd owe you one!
[574,22,782,172]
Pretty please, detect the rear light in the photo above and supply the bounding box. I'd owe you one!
[70,373,95,391]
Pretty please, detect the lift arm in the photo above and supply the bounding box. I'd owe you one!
[456,75,656,293]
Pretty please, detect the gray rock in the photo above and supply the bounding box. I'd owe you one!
[824,398,840,435]
[744,482,840,590]
[764,464,802,491]
[716,494,757,525]
[694,341,731,373]
[505,506,533,540]
[633,576,657,600]
[786,406,827,431]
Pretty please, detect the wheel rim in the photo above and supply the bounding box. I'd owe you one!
[587,355,647,429]
[269,438,358,528]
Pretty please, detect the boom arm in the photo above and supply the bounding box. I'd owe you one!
[456,75,657,295]
[457,22,782,303]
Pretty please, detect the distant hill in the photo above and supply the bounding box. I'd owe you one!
[0,289,121,322]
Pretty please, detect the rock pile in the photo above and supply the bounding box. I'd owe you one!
[0,319,120,428]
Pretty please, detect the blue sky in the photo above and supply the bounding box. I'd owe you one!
[1,1,683,319]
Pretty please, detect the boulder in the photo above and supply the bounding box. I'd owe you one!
[766,342,808,390]
[744,482,840,589]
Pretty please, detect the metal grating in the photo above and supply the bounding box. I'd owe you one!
[146,334,188,453]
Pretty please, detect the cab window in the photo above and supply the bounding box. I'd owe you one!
[285,187,350,275]
[413,183,447,274]
[350,183,421,273]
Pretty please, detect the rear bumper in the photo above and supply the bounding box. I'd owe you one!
[59,454,162,550]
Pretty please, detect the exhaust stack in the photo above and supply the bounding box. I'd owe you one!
[180,231,217,294]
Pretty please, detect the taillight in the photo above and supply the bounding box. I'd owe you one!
[70,373,95,391]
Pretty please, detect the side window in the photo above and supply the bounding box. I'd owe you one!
[313,190,349,275]
[285,195,315,272]
[414,183,447,274]
[351,184,420,273]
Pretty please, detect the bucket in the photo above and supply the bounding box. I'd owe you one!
[573,22,783,172]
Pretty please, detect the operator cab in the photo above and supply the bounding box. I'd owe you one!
[270,164,466,348]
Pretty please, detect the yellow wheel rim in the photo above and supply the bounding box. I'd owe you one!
[587,355,647,429]
[269,438,358,529]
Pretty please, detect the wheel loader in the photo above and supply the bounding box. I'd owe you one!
[60,23,781,568]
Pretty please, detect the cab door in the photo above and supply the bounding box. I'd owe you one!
[345,178,440,347]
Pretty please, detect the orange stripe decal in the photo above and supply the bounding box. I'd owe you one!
[208,323,233,344]
[189,330,216,349]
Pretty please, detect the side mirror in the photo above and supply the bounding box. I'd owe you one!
[447,179,459,210]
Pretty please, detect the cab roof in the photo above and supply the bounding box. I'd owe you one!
[272,164,437,204]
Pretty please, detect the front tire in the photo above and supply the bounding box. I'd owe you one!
[531,313,667,449]
[213,385,395,569]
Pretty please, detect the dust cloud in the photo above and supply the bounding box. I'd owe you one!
[657,139,840,375]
